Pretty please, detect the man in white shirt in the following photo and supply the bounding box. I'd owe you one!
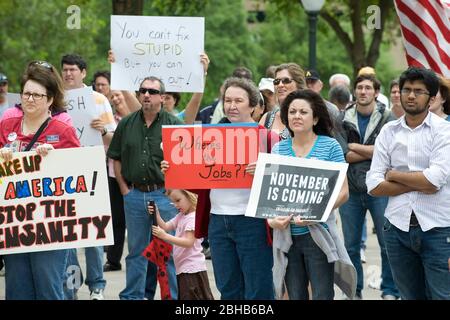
[367,67,450,300]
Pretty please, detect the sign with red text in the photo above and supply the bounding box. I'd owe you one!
[246,153,348,222]
[162,124,261,189]
[0,146,113,254]
[111,15,205,92]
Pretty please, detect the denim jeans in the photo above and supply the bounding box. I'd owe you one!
[384,220,450,300]
[340,191,399,297]
[63,246,106,299]
[285,233,335,300]
[85,246,106,291]
[4,249,69,300]
[119,188,178,300]
[208,214,274,300]
[361,217,367,250]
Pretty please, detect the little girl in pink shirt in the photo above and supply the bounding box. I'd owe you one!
[148,189,214,300]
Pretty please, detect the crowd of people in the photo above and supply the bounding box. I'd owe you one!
[0,51,449,301]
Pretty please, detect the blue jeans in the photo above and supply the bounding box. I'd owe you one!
[384,220,450,300]
[4,249,69,300]
[63,246,106,299]
[208,214,274,300]
[85,246,106,291]
[285,233,335,300]
[340,192,399,297]
[361,217,367,250]
[119,188,178,300]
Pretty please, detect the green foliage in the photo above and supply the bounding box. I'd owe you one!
[0,0,111,92]
[147,0,260,109]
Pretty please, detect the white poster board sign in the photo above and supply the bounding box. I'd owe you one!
[0,146,113,254]
[246,153,348,222]
[65,87,103,146]
[111,15,205,93]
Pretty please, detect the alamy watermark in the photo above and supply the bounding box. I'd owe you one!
[67,5,81,30]
[366,5,381,30]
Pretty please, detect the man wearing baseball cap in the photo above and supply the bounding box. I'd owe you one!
[0,73,9,118]
[305,69,340,119]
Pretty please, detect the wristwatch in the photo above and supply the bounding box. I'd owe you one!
[101,127,108,136]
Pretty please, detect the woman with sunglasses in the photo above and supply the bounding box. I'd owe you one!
[0,62,80,300]
[259,63,307,140]
[0,62,73,126]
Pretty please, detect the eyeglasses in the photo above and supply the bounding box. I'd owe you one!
[138,88,161,95]
[29,60,53,70]
[273,77,296,86]
[401,88,430,96]
[21,92,48,101]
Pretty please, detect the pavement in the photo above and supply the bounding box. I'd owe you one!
[0,214,387,300]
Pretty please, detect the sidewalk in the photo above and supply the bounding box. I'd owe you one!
[0,215,385,300]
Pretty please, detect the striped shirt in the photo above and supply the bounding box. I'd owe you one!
[366,112,450,231]
[272,135,345,235]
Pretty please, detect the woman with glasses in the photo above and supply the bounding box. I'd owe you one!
[429,76,450,121]
[259,63,307,140]
[269,89,354,300]
[0,61,80,300]
[1,62,73,126]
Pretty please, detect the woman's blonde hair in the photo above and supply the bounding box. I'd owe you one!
[167,189,198,209]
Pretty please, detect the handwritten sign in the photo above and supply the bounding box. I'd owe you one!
[162,124,261,189]
[245,153,348,222]
[65,87,103,146]
[110,15,205,92]
[0,146,113,254]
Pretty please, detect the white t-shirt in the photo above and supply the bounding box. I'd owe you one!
[210,188,251,215]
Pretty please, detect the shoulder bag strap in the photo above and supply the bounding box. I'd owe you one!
[24,117,51,151]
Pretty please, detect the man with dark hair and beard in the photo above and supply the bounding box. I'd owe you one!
[340,73,399,300]
[367,67,450,300]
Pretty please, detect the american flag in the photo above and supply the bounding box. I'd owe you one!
[394,0,450,77]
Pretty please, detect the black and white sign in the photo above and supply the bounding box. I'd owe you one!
[245,153,348,222]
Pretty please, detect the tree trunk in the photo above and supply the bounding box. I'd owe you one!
[112,0,144,15]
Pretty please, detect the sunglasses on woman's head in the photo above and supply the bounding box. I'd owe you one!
[29,60,53,70]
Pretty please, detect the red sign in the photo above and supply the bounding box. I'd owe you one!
[162,124,260,189]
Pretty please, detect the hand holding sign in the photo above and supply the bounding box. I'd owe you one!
[160,160,170,175]
[268,214,293,230]
[0,147,13,162]
[35,143,54,157]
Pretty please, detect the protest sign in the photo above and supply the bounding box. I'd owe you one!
[0,146,113,254]
[66,87,103,146]
[162,123,260,189]
[110,15,205,92]
[246,153,348,222]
